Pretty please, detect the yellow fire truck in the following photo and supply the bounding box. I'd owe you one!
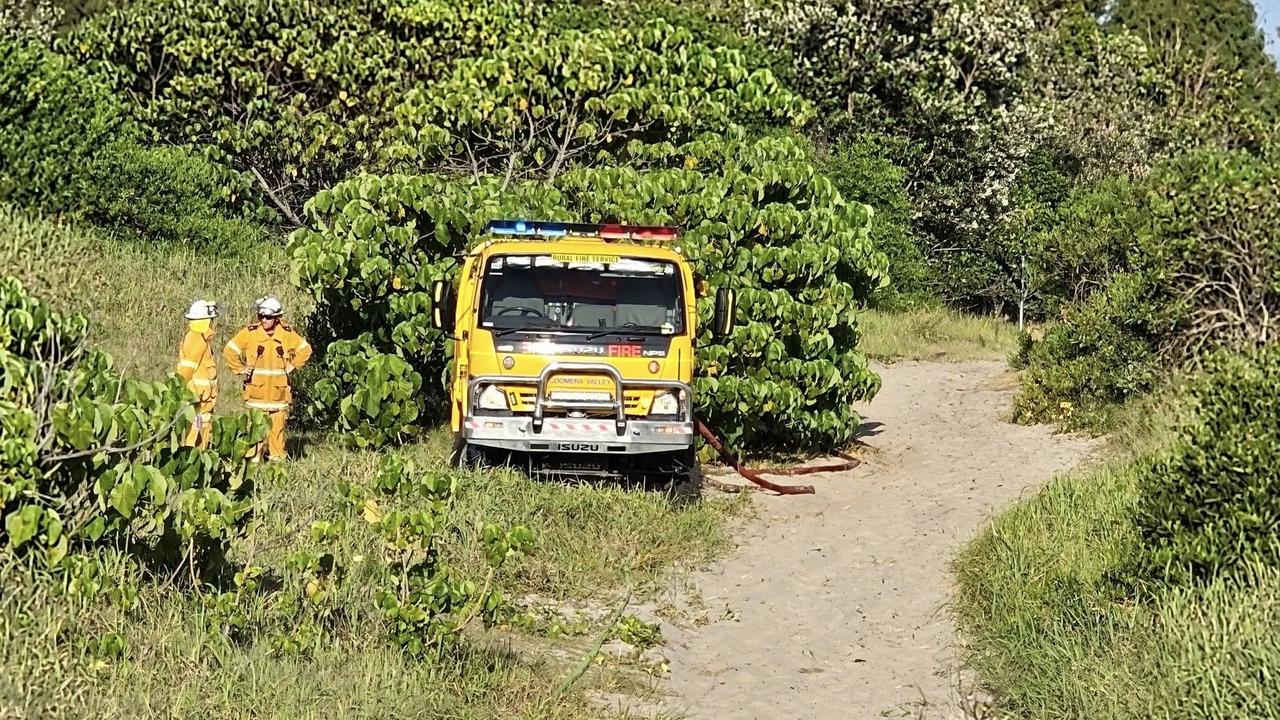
[431,220,735,481]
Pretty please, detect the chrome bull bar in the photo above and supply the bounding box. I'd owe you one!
[468,362,692,436]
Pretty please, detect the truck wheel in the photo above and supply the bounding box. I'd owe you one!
[452,439,484,469]
[673,447,702,493]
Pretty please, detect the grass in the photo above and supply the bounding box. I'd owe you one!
[1,558,612,720]
[1,203,309,407]
[263,431,743,602]
[858,306,1017,362]
[953,460,1153,718]
[953,389,1280,720]
[2,205,742,719]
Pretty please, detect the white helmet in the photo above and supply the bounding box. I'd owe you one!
[255,296,284,318]
[184,299,219,320]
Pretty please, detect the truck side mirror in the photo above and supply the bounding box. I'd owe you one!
[713,288,736,338]
[431,280,455,332]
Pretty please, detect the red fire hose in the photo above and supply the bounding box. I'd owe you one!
[695,418,862,496]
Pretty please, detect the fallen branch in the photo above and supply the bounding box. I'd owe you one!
[251,166,304,227]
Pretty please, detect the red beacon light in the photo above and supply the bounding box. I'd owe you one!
[599,224,679,243]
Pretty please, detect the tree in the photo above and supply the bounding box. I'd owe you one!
[1107,0,1280,150]
[64,0,540,222]
[380,21,811,187]
[743,0,1047,311]
[291,135,888,451]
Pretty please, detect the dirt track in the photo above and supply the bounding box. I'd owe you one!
[660,360,1097,719]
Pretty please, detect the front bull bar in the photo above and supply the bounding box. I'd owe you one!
[467,361,692,436]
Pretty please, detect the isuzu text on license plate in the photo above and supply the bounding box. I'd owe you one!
[557,442,600,452]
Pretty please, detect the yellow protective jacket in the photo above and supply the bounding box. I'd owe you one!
[223,323,312,411]
[176,329,218,404]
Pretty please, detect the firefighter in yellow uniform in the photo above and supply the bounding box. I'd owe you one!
[222,296,312,461]
[176,299,220,448]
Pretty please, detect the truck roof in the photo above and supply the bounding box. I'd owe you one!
[473,238,687,264]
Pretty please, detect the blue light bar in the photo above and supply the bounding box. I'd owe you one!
[484,219,679,242]
[487,219,567,237]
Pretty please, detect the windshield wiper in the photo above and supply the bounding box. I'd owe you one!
[492,322,558,338]
[583,326,668,341]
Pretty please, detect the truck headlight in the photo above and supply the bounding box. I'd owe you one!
[650,391,680,416]
[477,384,508,411]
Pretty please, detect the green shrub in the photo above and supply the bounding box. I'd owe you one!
[0,275,267,570]
[292,135,887,452]
[64,0,539,217]
[820,132,933,308]
[379,18,810,183]
[0,39,271,247]
[0,38,125,209]
[1015,147,1280,428]
[308,336,424,448]
[1013,271,1165,428]
[79,142,267,251]
[1137,347,1280,585]
[1028,176,1145,315]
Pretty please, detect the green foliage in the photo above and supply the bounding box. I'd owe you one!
[612,614,662,650]
[0,38,125,209]
[1016,147,1280,428]
[1111,0,1274,81]
[308,335,424,448]
[744,0,1045,313]
[64,0,540,218]
[77,142,268,251]
[956,447,1280,720]
[355,454,533,656]
[382,19,811,182]
[1137,348,1280,585]
[0,38,269,247]
[1026,177,1146,313]
[292,135,887,451]
[1142,148,1280,354]
[1013,272,1165,429]
[0,275,267,569]
[820,132,931,307]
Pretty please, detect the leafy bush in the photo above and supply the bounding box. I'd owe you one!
[65,0,539,219]
[0,275,267,569]
[1137,347,1280,585]
[79,142,268,251]
[0,38,125,209]
[1015,147,1280,428]
[1024,177,1145,316]
[0,38,269,247]
[820,132,932,308]
[308,336,424,448]
[332,454,533,656]
[292,135,887,452]
[743,0,1047,314]
[381,19,810,183]
[1012,272,1166,428]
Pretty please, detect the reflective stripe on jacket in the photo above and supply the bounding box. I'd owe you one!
[223,323,312,411]
[176,330,218,403]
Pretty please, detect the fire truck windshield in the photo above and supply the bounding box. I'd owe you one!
[479,254,684,336]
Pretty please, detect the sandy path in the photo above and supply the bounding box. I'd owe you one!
[660,360,1097,719]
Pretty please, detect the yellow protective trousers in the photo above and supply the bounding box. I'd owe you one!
[177,328,218,449]
[247,410,289,461]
